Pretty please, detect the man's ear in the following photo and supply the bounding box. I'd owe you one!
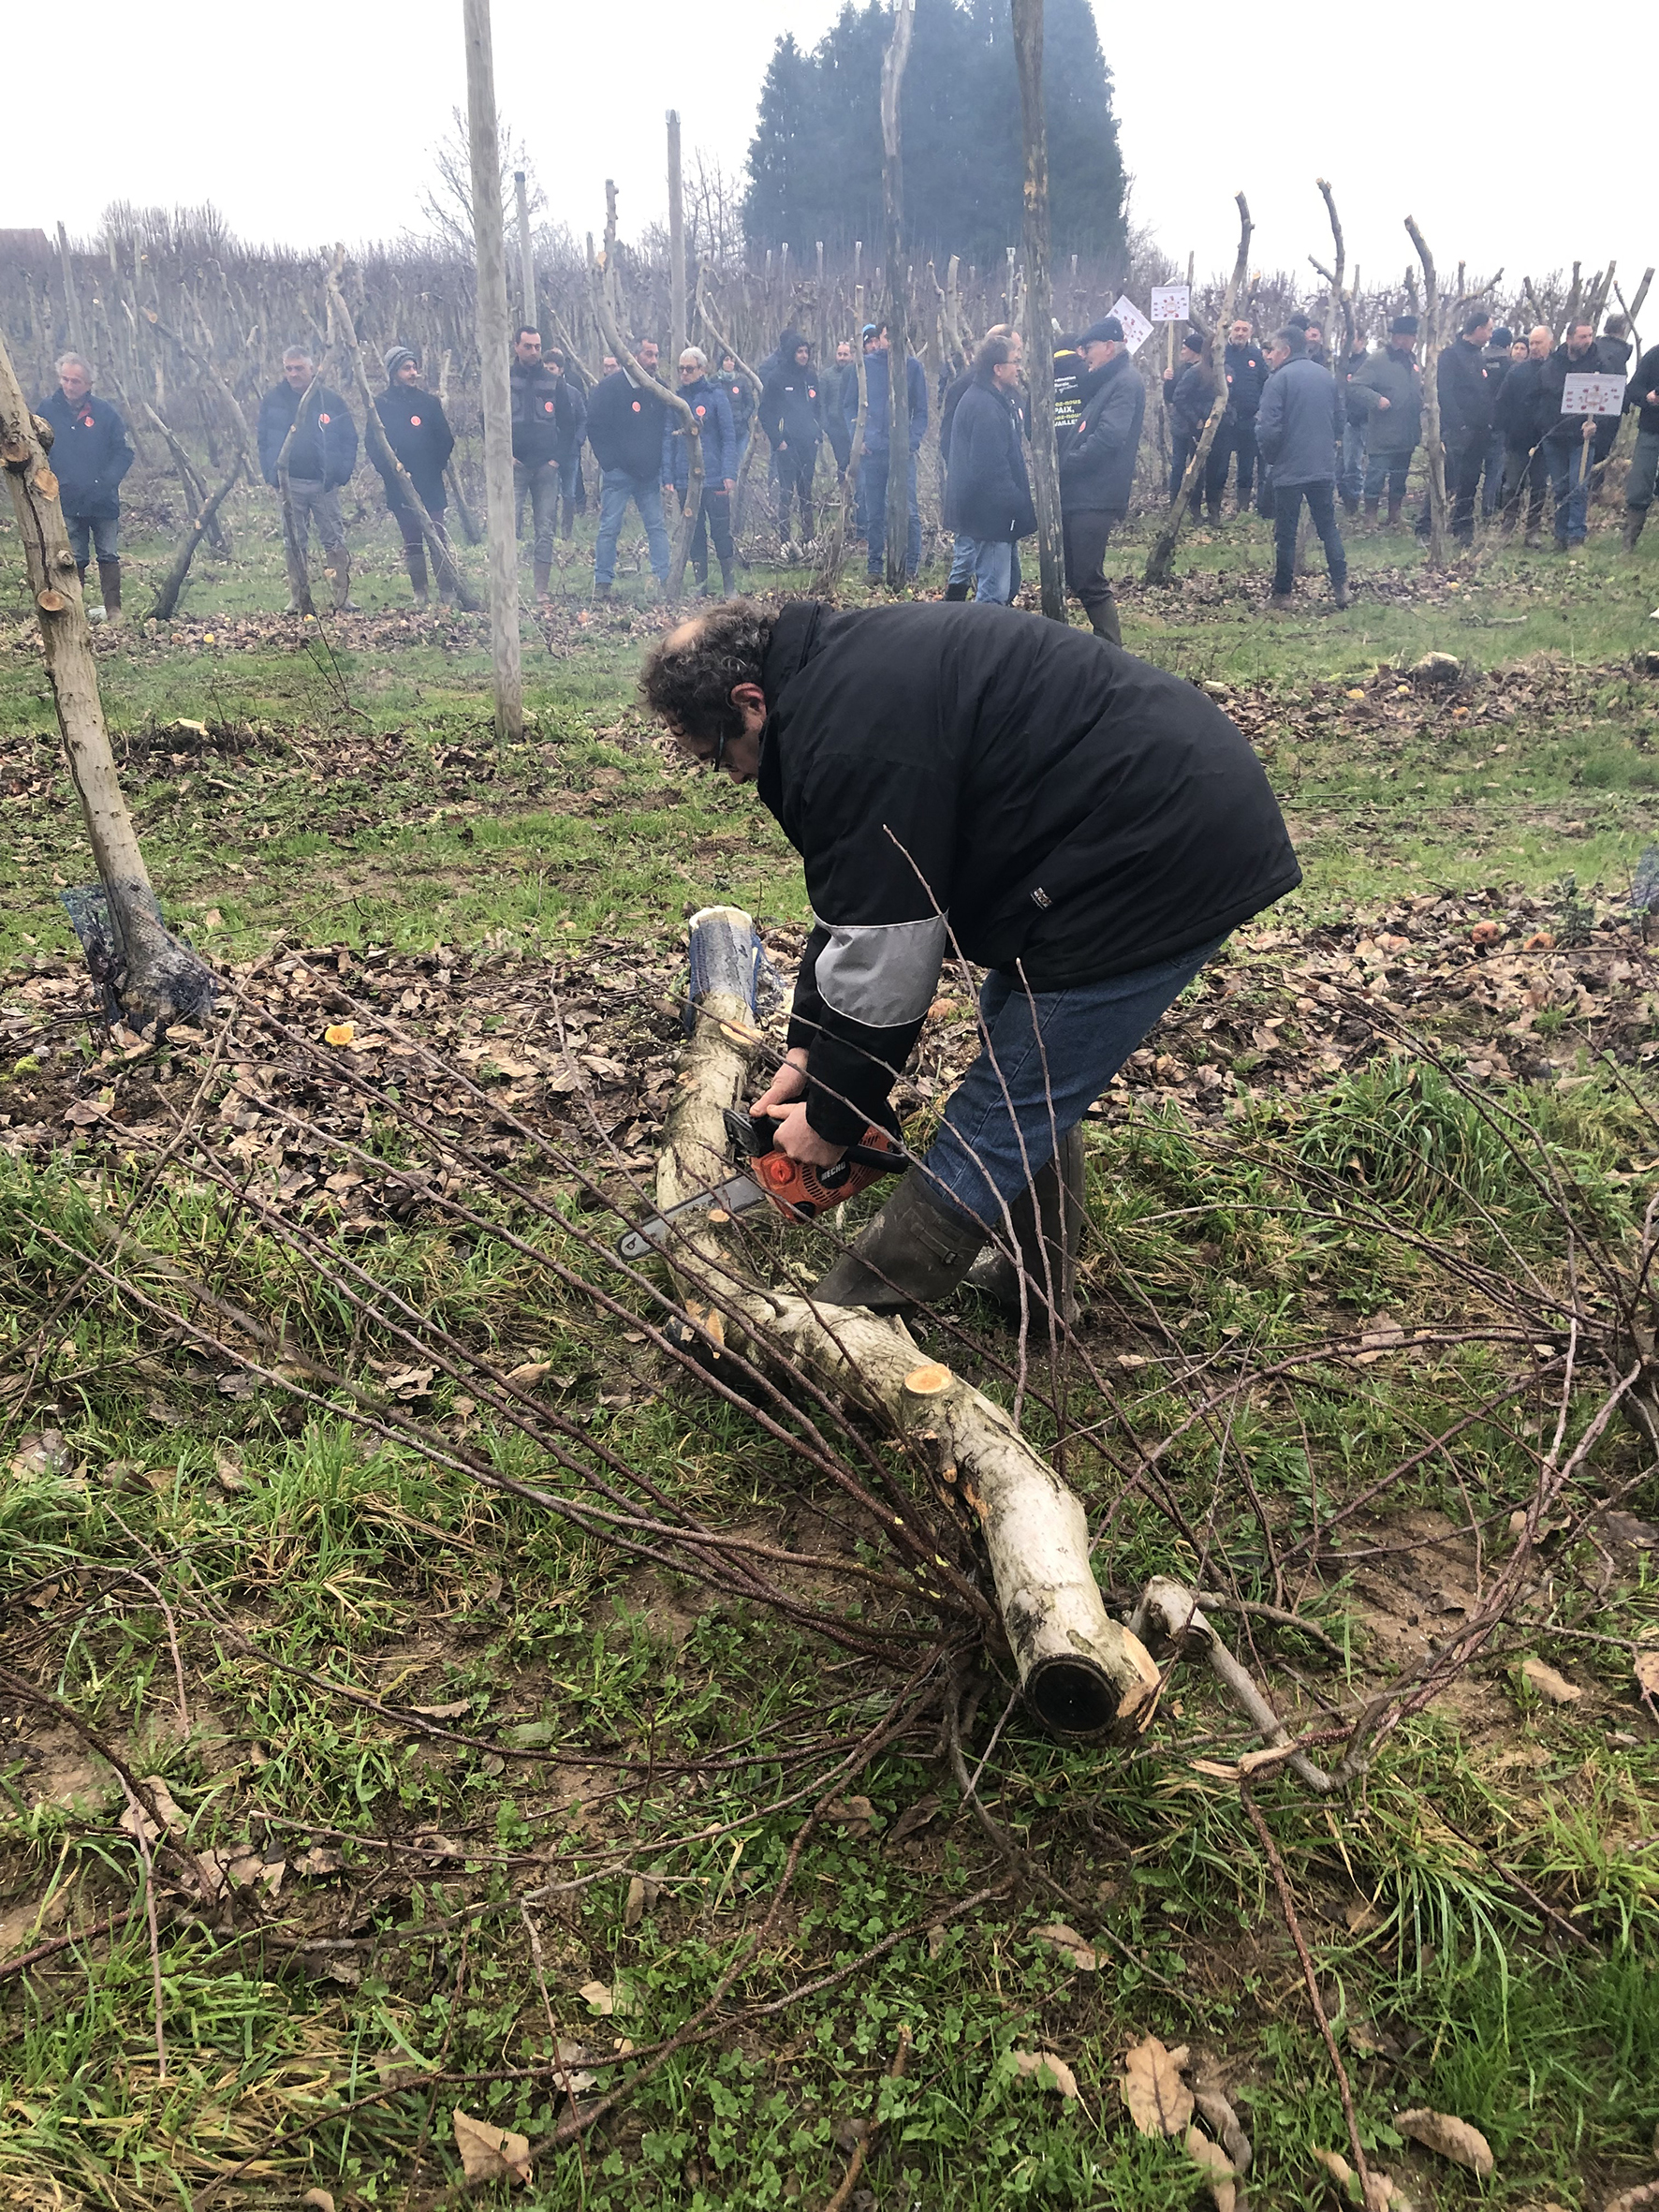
[730,681,767,725]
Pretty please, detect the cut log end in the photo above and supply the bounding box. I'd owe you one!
[1027,1640,1161,1744]
[903,1361,953,1399]
[36,589,67,613]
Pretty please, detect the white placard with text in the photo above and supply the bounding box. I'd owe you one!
[1109,295,1154,355]
[1559,372,1625,416]
[1150,285,1192,323]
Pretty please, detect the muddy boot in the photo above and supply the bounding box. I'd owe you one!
[1333,579,1351,610]
[1625,506,1648,552]
[719,558,737,598]
[1387,494,1403,531]
[329,550,358,612]
[811,1171,987,1314]
[94,558,122,622]
[965,1127,1085,1329]
[404,539,430,607]
[533,559,552,604]
[944,580,971,601]
[691,562,710,596]
[1363,497,1380,526]
[1086,597,1122,646]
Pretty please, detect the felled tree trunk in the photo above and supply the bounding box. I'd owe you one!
[1144,195,1253,588]
[0,329,215,1034]
[648,906,1161,1743]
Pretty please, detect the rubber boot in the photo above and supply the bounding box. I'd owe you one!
[1363,497,1380,525]
[533,559,551,604]
[811,1171,987,1314]
[1387,494,1403,531]
[965,1126,1085,1329]
[692,563,710,597]
[329,549,358,612]
[719,558,737,598]
[404,540,429,607]
[1086,597,1122,646]
[1625,506,1648,552]
[96,559,122,623]
[1333,578,1351,610]
[944,580,971,601]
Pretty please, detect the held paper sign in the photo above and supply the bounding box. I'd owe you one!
[1108,296,1154,355]
[1150,285,1192,322]
[1559,372,1625,416]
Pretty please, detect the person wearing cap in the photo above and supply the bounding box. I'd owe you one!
[38,351,133,625]
[1496,325,1553,545]
[759,332,826,553]
[1346,317,1422,529]
[587,336,673,599]
[1208,318,1267,515]
[1055,317,1144,643]
[1480,326,1515,517]
[257,345,360,612]
[664,347,738,597]
[1162,329,1214,518]
[509,326,584,604]
[372,347,457,608]
[854,321,929,582]
[1255,324,1347,611]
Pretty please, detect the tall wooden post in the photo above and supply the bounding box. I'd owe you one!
[879,0,916,591]
[462,0,522,744]
[667,111,687,359]
[1011,0,1064,622]
[1406,216,1447,568]
[514,169,536,332]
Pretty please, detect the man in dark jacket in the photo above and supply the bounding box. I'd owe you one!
[373,347,456,607]
[827,339,857,476]
[1538,321,1621,549]
[1600,315,1634,379]
[1496,326,1551,543]
[1480,327,1514,516]
[942,323,1017,596]
[257,346,360,612]
[1206,318,1267,514]
[1433,310,1494,543]
[1162,331,1214,517]
[719,352,756,470]
[38,352,133,623]
[587,337,673,597]
[760,332,825,550]
[641,597,1300,1320]
[664,347,739,597]
[1347,317,1422,528]
[943,333,1035,605]
[1622,341,1659,549]
[853,322,929,581]
[1255,325,1347,609]
[509,327,584,602]
[1056,317,1145,644]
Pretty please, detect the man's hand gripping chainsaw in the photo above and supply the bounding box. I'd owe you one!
[616,1109,905,1261]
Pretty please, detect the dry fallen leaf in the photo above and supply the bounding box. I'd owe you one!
[119,1777,184,1846]
[1011,2049,1079,2098]
[413,1697,472,1719]
[925,1922,949,1960]
[1121,2035,1194,2137]
[624,1872,661,1930]
[452,2107,533,2185]
[1634,1649,1659,1705]
[1394,2108,1494,2177]
[1604,2187,1659,2212]
[1520,1658,1583,1706]
[1032,1922,1098,1972]
[888,1792,943,1845]
[579,1980,615,2015]
[1185,2125,1237,2212]
[301,2193,335,2212]
[828,1793,877,1836]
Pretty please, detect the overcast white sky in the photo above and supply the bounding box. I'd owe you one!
[1,2,1646,320]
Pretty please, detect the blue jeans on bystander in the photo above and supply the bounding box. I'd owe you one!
[595,469,670,588]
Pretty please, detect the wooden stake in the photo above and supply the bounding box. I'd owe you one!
[1011,0,1064,622]
[462,0,523,745]
[0,329,214,1032]
[667,111,687,360]
[1406,214,1448,568]
[879,0,917,591]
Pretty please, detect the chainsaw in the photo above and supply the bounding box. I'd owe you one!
[616,1108,906,1261]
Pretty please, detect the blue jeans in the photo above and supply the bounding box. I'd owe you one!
[595,468,670,587]
[1545,435,1593,544]
[948,535,1016,603]
[1363,451,1410,504]
[1339,420,1366,506]
[1627,425,1659,512]
[66,513,119,564]
[922,937,1228,1229]
[860,450,921,577]
[1272,479,1345,597]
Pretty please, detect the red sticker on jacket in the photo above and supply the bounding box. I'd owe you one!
[631,400,641,412]
[544,399,554,411]
[696,406,706,418]
[318,412,331,424]
[410,414,421,425]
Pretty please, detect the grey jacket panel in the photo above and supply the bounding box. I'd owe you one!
[815,914,949,1030]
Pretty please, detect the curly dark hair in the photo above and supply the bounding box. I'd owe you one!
[639,600,776,745]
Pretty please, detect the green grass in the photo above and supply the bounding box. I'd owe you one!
[4,473,1659,2209]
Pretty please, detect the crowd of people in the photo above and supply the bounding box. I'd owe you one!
[30,297,1659,623]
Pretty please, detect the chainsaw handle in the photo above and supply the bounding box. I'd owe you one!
[726,1106,906,1176]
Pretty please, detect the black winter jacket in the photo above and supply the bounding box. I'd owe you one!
[1495,356,1547,449]
[1538,341,1621,452]
[1436,338,1492,453]
[1163,361,1214,441]
[1627,346,1659,437]
[939,365,974,475]
[756,599,1299,1143]
[1222,341,1267,423]
[722,372,755,444]
[1057,351,1145,514]
[853,348,928,457]
[373,386,455,509]
[37,389,133,518]
[510,360,584,469]
[945,375,1035,543]
[257,381,358,489]
[585,367,672,479]
[1254,358,1343,486]
[760,359,826,456]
